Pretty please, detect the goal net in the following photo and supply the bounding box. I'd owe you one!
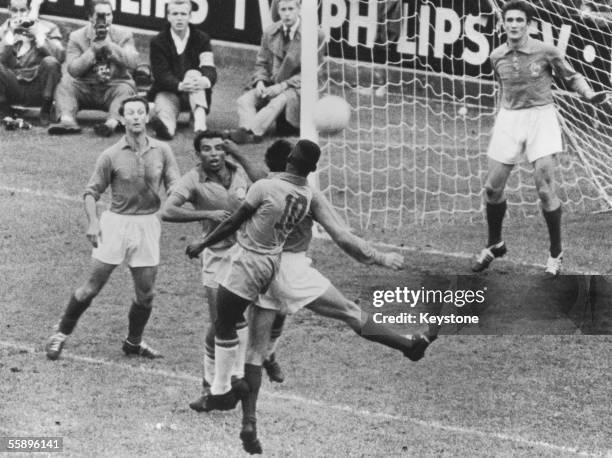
[307,0,612,232]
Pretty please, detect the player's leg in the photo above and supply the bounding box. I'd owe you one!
[122,265,162,358]
[306,285,432,361]
[262,312,286,383]
[527,105,564,275]
[534,155,563,275]
[240,305,277,455]
[150,91,180,139]
[472,157,514,272]
[45,259,116,360]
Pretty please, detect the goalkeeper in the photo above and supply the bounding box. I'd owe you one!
[472,0,608,276]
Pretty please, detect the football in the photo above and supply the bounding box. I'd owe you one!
[312,95,351,134]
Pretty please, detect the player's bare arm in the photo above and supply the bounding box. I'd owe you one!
[83,194,101,248]
[186,202,256,258]
[311,190,403,269]
[222,140,267,181]
[160,193,230,223]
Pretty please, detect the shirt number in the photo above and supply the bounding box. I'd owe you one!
[275,194,308,234]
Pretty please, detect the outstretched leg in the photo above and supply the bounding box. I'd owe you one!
[306,285,432,361]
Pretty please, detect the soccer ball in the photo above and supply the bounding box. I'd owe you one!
[312,96,351,134]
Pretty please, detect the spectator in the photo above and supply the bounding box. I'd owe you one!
[0,0,64,125]
[48,0,138,136]
[230,0,324,143]
[147,0,217,139]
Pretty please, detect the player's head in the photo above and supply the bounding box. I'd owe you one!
[286,139,320,176]
[86,0,113,24]
[501,1,535,40]
[166,0,191,34]
[119,96,149,133]
[278,0,300,28]
[9,0,30,24]
[265,139,293,172]
[194,130,226,173]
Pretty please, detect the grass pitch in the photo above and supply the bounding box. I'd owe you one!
[1,22,611,457]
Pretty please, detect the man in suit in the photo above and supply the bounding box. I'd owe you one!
[0,0,64,125]
[231,0,323,143]
[48,0,139,137]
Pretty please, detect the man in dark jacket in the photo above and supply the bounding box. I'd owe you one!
[148,0,217,139]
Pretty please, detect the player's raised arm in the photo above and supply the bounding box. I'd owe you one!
[185,202,256,258]
[311,190,403,269]
[222,139,267,181]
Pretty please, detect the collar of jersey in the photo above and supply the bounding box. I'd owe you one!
[503,37,536,55]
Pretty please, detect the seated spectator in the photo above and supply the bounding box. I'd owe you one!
[147,0,216,139]
[231,0,324,144]
[48,0,138,136]
[0,0,64,125]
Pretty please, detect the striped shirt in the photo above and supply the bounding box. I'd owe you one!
[490,37,592,110]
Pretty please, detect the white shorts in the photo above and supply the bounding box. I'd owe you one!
[92,211,161,267]
[487,105,563,164]
[201,246,231,288]
[215,244,279,301]
[257,251,331,314]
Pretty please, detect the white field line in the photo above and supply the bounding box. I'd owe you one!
[1,184,601,275]
[0,340,603,457]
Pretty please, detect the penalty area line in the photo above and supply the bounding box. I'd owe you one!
[0,340,600,457]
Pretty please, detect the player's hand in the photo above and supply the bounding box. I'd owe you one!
[255,80,266,97]
[186,242,205,259]
[86,220,101,248]
[222,139,241,156]
[587,91,611,105]
[205,210,231,223]
[379,252,404,270]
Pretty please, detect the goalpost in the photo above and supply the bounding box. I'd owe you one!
[301,0,612,235]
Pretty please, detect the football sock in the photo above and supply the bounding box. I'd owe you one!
[58,294,92,335]
[543,206,562,258]
[211,338,238,395]
[232,320,248,379]
[486,200,506,246]
[203,333,215,386]
[242,363,262,424]
[358,317,416,353]
[267,313,285,358]
[127,301,152,345]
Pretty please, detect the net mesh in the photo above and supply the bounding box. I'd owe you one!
[314,0,612,232]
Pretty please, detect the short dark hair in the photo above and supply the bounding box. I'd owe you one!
[501,0,536,22]
[85,0,112,18]
[118,96,149,116]
[193,130,224,152]
[265,140,293,172]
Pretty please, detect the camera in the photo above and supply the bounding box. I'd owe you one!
[94,12,108,41]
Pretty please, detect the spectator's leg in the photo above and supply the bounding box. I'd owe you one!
[30,56,62,124]
[151,91,180,138]
[53,76,89,124]
[237,88,260,130]
[105,81,137,128]
[188,90,208,133]
[0,63,27,117]
[249,92,287,136]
